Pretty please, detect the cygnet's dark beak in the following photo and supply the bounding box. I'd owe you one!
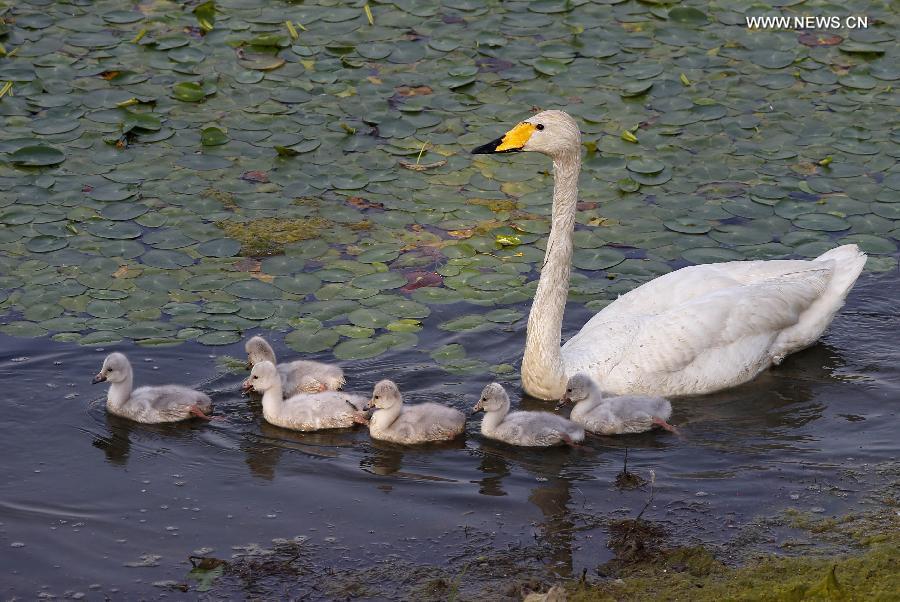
[241,378,253,393]
[92,373,106,384]
[471,400,485,415]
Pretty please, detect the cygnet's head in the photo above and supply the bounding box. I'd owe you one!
[92,352,131,385]
[559,373,600,407]
[472,382,510,414]
[367,379,402,411]
[244,360,279,394]
[471,110,581,159]
[245,336,276,368]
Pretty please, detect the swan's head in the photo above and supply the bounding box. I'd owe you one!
[245,335,276,368]
[92,352,131,384]
[558,373,599,408]
[471,110,581,159]
[472,382,510,415]
[244,360,279,394]
[367,379,402,411]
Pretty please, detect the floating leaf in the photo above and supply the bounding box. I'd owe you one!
[193,1,216,33]
[172,82,207,102]
[8,145,65,166]
[201,127,228,146]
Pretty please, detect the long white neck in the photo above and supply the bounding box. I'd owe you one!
[106,370,134,410]
[370,403,402,433]
[261,382,284,418]
[522,149,581,400]
[480,401,510,436]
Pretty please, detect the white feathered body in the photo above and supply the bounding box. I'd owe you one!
[277,360,345,396]
[481,411,585,447]
[570,395,671,435]
[108,385,212,424]
[368,403,465,444]
[556,245,866,397]
[263,391,366,431]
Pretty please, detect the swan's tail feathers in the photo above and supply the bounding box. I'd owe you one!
[773,244,866,359]
[814,244,868,300]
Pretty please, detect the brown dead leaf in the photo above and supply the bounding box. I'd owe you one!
[113,265,130,278]
[240,170,269,183]
[99,71,121,80]
[401,271,443,292]
[798,32,843,47]
[347,196,384,210]
[395,85,432,97]
[367,76,383,85]
[399,160,447,171]
[447,229,474,239]
[233,257,262,272]
[250,272,274,283]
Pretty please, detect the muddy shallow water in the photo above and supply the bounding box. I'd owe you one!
[1,271,897,599]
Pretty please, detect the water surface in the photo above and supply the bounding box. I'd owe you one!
[2,272,897,599]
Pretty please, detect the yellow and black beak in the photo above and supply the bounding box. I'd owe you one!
[471,122,536,154]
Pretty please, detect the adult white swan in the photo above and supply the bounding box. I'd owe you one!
[472,110,867,400]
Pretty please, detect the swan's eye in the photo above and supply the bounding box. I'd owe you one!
[535,123,544,131]
[481,397,486,402]
[566,388,571,392]
[374,395,379,400]
[253,375,258,379]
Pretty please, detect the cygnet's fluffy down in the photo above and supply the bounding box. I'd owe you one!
[246,361,366,431]
[92,352,212,423]
[560,373,675,435]
[473,383,584,447]
[244,335,344,395]
[359,380,465,444]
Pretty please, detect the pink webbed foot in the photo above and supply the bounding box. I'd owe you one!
[351,411,369,426]
[189,405,213,421]
[652,416,678,434]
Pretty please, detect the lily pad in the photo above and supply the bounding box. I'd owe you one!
[8,145,65,166]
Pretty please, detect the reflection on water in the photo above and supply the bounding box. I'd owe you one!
[1,274,898,598]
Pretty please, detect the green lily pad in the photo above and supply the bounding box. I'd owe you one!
[572,248,626,270]
[201,127,229,146]
[350,271,407,290]
[172,82,207,102]
[333,337,390,360]
[26,236,69,253]
[86,300,126,318]
[8,145,65,166]
[792,213,851,232]
[664,217,711,234]
[627,159,665,175]
[197,331,241,346]
[348,308,393,329]
[226,280,282,300]
[682,247,744,264]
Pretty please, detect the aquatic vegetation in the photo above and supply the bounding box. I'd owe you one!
[215,217,333,257]
[0,0,896,363]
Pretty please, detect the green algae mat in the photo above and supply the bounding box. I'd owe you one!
[0,0,897,356]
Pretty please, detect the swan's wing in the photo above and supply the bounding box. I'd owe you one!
[279,360,345,393]
[593,258,834,323]
[503,412,576,446]
[130,385,210,420]
[566,267,831,390]
[395,404,465,439]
